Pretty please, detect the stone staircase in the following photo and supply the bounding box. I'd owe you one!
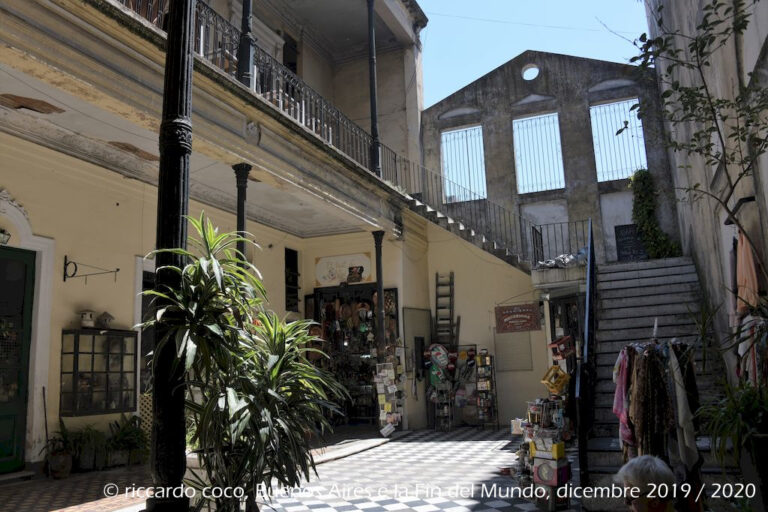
[406,197,529,271]
[583,257,738,510]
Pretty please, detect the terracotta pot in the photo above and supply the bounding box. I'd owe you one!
[48,451,72,479]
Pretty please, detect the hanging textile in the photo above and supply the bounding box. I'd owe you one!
[737,230,759,314]
[669,346,699,471]
[613,348,635,449]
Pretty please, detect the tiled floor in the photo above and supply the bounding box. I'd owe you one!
[0,428,580,511]
[259,428,580,512]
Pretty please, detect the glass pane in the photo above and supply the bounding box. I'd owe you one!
[78,354,92,372]
[108,337,122,354]
[108,373,121,389]
[108,354,121,372]
[122,390,134,409]
[94,335,108,353]
[62,334,75,353]
[80,335,93,352]
[124,337,135,354]
[77,373,93,392]
[61,392,74,414]
[108,389,121,410]
[77,392,92,411]
[61,373,73,393]
[61,354,74,372]
[123,372,135,390]
[92,391,106,411]
[123,355,135,371]
[92,373,106,391]
[94,353,107,372]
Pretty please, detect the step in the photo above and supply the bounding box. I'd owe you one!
[596,324,698,342]
[598,303,700,320]
[598,314,696,331]
[591,422,619,438]
[594,406,616,422]
[0,470,35,485]
[596,336,699,354]
[597,272,699,291]
[599,291,701,310]
[594,373,723,396]
[597,264,696,282]
[599,281,700,300]
[598,257,693,274]
[595,392,615,408]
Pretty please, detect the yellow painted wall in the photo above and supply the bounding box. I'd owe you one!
[0,132,302,456]
[426,223,549,424]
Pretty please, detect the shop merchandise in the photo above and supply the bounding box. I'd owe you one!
[612,341,701,466]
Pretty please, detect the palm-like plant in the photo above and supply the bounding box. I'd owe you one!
[144,213,346,511]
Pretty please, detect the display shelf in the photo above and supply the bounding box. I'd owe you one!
[475,353,499,429]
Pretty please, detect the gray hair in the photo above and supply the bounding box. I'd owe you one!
[615,455,676,495]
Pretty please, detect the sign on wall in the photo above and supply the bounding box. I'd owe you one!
[615,224,648,262]
[315,252,372,287]
[495,303,540,333]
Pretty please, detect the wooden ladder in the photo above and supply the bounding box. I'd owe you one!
[434,272,460,346]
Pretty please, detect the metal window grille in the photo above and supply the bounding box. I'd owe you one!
[589,98,647,182]
[440,126,487,203]
[512,113,566,194]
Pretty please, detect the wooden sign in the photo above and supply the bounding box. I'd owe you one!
[495,303,540,333]
[615,224,648,262]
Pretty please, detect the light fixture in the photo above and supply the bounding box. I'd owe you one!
[0,228,10,245]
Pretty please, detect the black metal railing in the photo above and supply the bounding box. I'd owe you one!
[113,0,538,261]
[576,219,597,486]
[530,219,590,266]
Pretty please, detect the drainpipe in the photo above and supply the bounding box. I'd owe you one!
[149,0,195,510]
[232,163,251,263]
[368,0,381,176]
[373,230,386,361]
[236,0,255,88]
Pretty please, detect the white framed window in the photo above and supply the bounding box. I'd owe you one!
[440,125,487,203]
[512,112,566,194]
[590,98,648,182]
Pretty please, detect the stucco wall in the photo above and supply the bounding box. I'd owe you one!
[425,223,549,423]
[599,190,635,262]
[421,51,680,264]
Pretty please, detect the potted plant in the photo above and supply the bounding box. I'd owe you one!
[106,414,148,467]
[41,419,74,479]
[144,214,347,512]
[72,425,107,471]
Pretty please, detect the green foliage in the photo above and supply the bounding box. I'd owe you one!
[698,382,768,467]
[41,419,75,455]
[107,414,148,453]
[144,213,346,512]
[629,170,681,258]
[629,0,768,275]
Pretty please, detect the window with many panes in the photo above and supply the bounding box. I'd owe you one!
[512,112,566,193]
[440,125,487,203]
[60,329,137,416]
[589,98,648,182]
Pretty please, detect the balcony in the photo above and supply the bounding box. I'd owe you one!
[112,0,534,267]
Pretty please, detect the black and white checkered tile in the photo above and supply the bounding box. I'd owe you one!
[258,428,579,512]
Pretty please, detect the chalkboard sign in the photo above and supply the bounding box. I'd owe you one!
[615,224,648,261]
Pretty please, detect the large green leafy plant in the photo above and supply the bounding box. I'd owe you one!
[145,214,346,511]
[629,169,681,259]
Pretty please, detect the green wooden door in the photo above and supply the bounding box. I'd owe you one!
[0,246,35,473]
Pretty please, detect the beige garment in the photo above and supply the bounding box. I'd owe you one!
[669,348,699,470]
[737,231,759,314]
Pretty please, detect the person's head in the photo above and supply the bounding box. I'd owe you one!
[615,456,676,512]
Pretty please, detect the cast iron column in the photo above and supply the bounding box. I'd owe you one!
[373,230,386,360]
[367,0,381,176]
[236,0,255,88]
[148,0,195,510]
[233,163,251,260]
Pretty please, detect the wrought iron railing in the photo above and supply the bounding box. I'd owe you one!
[113,0,537,261]
[530,219,590,266]
[576,219,597,486]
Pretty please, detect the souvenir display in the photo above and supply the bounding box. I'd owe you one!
[547,335,575,360]
[541,365,570,395]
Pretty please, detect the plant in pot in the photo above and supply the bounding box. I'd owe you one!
[144,214,347,512]
[106,414,148,467]
[72,425,107,471]
[41,419,74,479]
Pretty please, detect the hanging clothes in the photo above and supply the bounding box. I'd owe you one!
[613,348,635,449]
[669,346,699,471]
[736,230,759,315]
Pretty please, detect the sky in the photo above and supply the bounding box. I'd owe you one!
[418,0,651,107]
